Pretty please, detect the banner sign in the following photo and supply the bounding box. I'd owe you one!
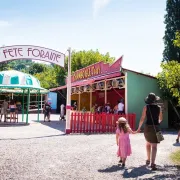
[0,45,65,67]
[72,63,101,82]
[71,56,123,82]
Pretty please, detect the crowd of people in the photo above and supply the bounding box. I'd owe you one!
[0,98,18,122]
[90,99,125,114]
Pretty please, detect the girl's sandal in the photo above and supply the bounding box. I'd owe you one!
[146,160,150,165]
[122,163,125,167]
[151,164,157,171]
[119,159,122,163]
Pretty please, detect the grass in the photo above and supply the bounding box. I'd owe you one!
[170,150,180,165]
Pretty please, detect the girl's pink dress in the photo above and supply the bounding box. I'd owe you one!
[116,128,132,158]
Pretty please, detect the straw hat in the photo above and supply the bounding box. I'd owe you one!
[116,117,127,124]
[144,93,160,104]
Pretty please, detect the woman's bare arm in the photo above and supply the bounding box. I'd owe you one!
[137,106,146,131]
[159,107,163,123]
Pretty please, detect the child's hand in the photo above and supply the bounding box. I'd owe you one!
[132,131,138,134]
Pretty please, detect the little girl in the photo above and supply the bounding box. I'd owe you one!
[116,117,136,167]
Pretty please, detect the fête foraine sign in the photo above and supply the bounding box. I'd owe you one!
[0,45,65,67]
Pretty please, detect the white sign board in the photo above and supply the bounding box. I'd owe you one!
[0,45,65,67]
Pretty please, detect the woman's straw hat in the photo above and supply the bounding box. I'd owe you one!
[116,117,127,124]
[144,92,160,104]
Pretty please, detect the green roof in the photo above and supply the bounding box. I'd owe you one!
[0,70,48,94]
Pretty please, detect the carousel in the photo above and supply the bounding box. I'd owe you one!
[0,70,48,124]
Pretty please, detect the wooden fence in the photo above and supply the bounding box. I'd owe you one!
[70,112,136,134]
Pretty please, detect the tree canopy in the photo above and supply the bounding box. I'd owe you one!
[70,50,115,72]
[157,32,180,105]
[163,0,180,62]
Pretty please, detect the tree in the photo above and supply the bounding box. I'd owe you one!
[157,61,180,105]
[70,50,115,72]
[163,0,180,62]
[29,63,47,75]
[174,31,180,47]
[158,32,180,105]
[0,62,10,71]
[34,67,58,89]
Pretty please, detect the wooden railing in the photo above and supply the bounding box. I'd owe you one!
[70,112,136,133]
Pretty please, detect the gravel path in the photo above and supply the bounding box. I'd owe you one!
[0,114,179,180]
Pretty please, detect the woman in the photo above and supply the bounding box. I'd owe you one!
[9,99,16,122]
[43,101,51,122]
[137,93,163,170]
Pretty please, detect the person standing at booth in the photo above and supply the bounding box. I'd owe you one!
[0,98,8,122]
[9,99,16,122]
[43,101,51,122]
[118,99,125,115]
[73,102,77,111]
[60,103,65,121]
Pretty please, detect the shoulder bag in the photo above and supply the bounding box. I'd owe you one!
[148,105,164,143]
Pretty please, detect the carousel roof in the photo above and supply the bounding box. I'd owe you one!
[0,70,48,93]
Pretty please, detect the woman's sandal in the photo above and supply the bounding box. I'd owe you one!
[151,164,157,170]
[146,160,150,165]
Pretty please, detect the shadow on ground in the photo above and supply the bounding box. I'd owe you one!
[173,143,180,147]
[31,119,66,132]
[98,165,180,179]
[0,122,29,127]
[40,120,66,132]
[0,134,66,141]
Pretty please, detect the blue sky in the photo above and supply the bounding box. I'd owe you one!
[0,0,166,75]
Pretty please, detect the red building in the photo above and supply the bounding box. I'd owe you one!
[50,56,125,112]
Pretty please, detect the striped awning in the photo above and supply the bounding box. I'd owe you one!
[0,70,48,93]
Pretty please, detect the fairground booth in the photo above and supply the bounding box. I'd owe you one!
[0,70,48,124]
[50,56,168,133]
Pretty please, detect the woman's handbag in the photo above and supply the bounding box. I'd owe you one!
[156,130,164,142]
[148,106,164,143]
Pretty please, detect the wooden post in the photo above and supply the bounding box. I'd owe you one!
[90,90,92,111]
[37,90,40,122]
[41,94,43,110]
[26,89,30,124]
[104,80,107,104]
[22,89,25,122]
[78,91,81,111]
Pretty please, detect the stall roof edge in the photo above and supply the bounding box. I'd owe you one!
[122,68,157,79]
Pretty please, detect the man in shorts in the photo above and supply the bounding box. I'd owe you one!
[0,99,8,122]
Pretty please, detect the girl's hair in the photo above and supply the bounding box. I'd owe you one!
[118,122,129,133]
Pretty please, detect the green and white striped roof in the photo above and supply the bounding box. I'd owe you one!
[0,70,48,93]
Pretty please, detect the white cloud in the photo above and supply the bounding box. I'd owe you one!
[0,20,11,27]
[92,0,112,18]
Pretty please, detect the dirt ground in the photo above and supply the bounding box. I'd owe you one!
[0,114,179,180]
